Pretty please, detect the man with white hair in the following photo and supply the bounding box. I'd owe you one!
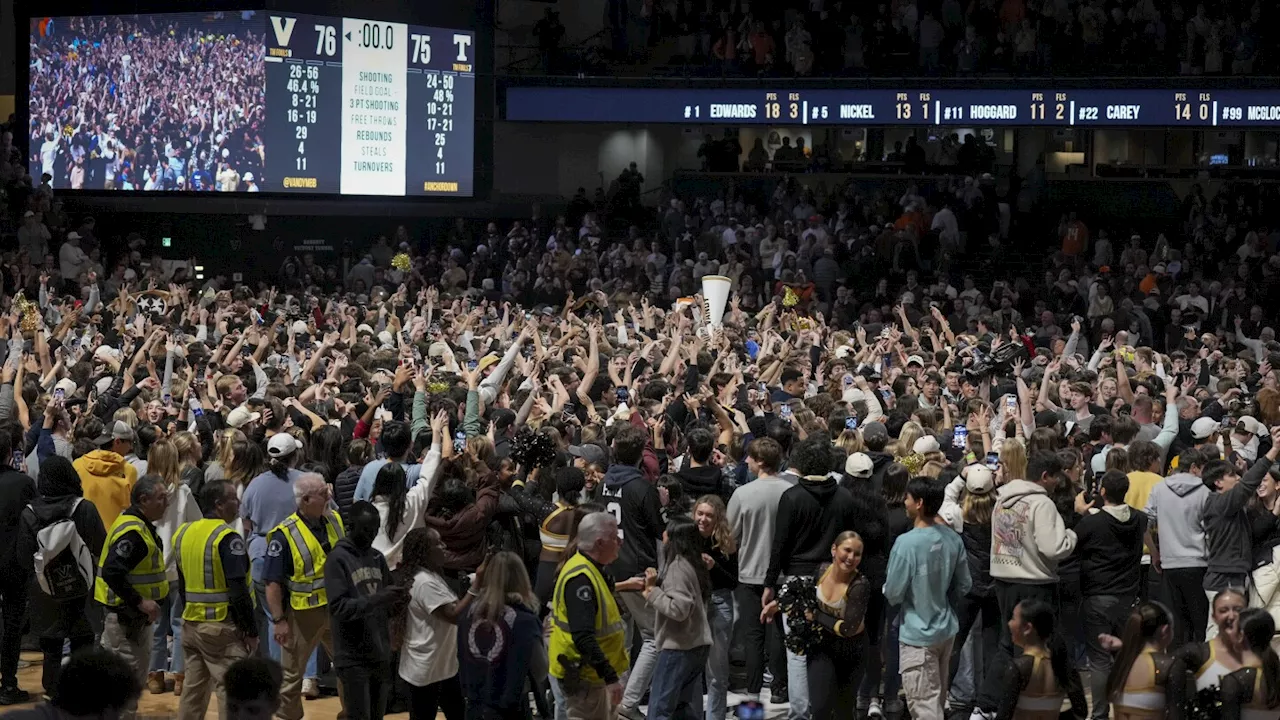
[547,512,639,720]
[263,473,345,720]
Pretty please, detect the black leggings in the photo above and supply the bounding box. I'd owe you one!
[948,593,1002,691]
[408,675,465,720]
[808,632,868,720]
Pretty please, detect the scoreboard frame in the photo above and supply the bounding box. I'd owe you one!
[499,76,1280,128]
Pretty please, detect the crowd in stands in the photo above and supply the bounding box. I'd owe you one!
[29,13,266,191]
[539,0,1275,77]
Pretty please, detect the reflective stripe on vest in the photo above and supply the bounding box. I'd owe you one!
[547,552,629,686]
[278,510,344,610]
[175,519,248,623]
[93,514,169,607]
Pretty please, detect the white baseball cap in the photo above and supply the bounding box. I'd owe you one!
[226,406,261,429]
[267,433,300,458]
[965,465,995,494]
[845,452,874,478]
[1191,417,1219,441]
[913,436,941,454]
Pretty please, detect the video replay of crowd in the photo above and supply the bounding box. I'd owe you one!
[28,12,267,192]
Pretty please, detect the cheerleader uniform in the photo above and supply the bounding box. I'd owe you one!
[1111,650,1173,720]
[1221,666,1280,720]
[994,646,1087,720]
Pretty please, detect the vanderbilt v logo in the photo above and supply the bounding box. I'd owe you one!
[269,16,296,46]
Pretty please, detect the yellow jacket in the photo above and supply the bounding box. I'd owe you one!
[76,450,138,529]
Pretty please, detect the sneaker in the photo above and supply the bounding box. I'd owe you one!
[172,674,184,697]
[0,687,30,705]
[302,678,320,699]
[147,671,166,695]
[618,705,645,720]
[769,688,788,705]
[866,698,884,718]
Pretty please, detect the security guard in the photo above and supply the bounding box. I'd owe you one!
[549,512,632,720]
[265,473,345,720]
[175,479,258,720]
[95,474,170,717]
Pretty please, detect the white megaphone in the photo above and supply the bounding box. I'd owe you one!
[701,275,731,331]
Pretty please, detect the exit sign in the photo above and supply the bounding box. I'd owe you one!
[162,237,172,247]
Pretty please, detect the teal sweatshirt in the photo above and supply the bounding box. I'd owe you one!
[882,523,971,647]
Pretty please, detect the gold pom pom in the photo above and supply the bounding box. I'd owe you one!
[14,292,38,333]
[782,286,799,308]
[391,253,412,272]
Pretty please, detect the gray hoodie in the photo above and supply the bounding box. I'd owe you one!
[990,479,1077,584]
[1203,456,1274,587]
[1143,472,1209,570]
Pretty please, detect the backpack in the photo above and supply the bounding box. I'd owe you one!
[31,499,94,600]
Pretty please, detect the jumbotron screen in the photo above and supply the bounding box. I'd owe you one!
[28,11,476,196]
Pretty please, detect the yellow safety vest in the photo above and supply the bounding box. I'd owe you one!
[275,510,345,611]
[174,518,250,623]
[93,512,169,607]
[548,552,629,686]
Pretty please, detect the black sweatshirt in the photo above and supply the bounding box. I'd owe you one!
[700,535,738,592]
[18,494,107,591]
[324,537,395,669]
[600,464,664,580]
[0,467,36,572]
[766,477,857,589]
[676,464,725,501]
[1075,505,1147,597]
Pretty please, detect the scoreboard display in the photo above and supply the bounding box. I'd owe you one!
[506,87,1280,128]
[29,11,476,196]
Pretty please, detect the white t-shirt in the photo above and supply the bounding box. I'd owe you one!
[40,139,59,175]
[399,569,459,687]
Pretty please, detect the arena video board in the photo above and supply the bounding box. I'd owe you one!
[507,86,1280,128]
[29,11,476,196]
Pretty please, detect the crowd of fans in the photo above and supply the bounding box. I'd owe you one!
[28,13,266,191]
[542,0,1276,78]
[5,80,1280,720]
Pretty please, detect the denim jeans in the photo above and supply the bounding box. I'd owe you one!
[647,646,709,720]
[705,589,734,720]
[620,591,659,710]
[149,580,186,673]
[547,676,568,720]
[947,594,1000,711]
[251,557,280,661]
[781,612,811,719]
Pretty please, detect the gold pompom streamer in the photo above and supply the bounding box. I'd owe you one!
[782,286,799,308]
[392,253,412,272]
[14,292,38,333]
